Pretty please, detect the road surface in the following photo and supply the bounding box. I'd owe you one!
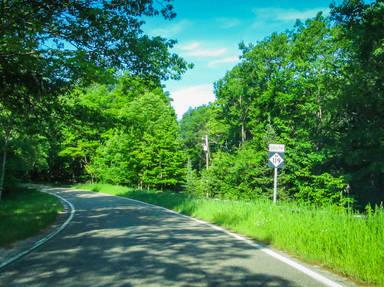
[0,187,348,287]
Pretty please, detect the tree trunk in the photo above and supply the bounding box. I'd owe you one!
[0,140,8,201]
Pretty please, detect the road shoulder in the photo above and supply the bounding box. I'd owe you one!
[0,186,75,270]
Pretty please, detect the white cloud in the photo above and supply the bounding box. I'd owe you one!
[169,84,215,119]
[208,56,238,67]
[178,41,227,57]
[188,48,227,57]
[179,42,200,51]
[216,17,241,28]
[252,7,330,23]
[150,20,191,37]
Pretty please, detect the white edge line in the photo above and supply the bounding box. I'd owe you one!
[0,189,75,270]
[91,190,344,287]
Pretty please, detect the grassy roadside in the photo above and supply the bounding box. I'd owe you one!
[0,187,63,247]
[74,183,384,286]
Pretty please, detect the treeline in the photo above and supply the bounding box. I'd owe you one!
[54,77,185,189]
[1,1,383,207]
[0,0,189,199]
[180,2,384,207]
[1,76,186,192]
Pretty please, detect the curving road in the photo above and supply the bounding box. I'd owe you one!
[0,187,350,287]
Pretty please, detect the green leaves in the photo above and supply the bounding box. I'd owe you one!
[330,0,384,205]
[0,0,190,113]
[183,15,352,206]
[60,76,186,189]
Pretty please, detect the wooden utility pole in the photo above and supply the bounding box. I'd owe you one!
[203,135,210,198]
[203,135,209,170]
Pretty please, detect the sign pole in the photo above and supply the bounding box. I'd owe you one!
[273,167,278,203]
[268,143,285,204]
[205,135,209,170]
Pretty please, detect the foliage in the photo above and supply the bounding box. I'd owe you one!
[329,0,384,204]
[0,186,63,246]
[198,142,274,200]
[182,14,350,206]
[0,0,191,113]
[0,103,51,198]
[180,4,384,206]
[58,76,186,189]
[0,1,191,195]
[2,0,384,208]
[179,105,229,171]
[184,160,200,194]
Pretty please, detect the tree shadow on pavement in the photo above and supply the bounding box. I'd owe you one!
[0,188,306,287]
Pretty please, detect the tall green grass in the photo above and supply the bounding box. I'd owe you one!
[0,187,63,247]
[75,183,384,286]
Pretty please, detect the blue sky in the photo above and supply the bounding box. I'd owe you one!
[143,0,334,118]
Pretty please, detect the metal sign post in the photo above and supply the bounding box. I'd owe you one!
[268,144,285,203]
[273,167,278,203]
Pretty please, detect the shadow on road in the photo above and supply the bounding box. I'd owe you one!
[0,188,302,286]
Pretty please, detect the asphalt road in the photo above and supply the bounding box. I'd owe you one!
[0,188,347,287]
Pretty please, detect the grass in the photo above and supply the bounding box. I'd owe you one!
[0,187,63,247]
[74,183,384,286]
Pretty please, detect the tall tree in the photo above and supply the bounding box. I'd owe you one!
[58,76,186,189]
[201,15,347,205]
[1,1,191,192]
[330,0,384,204]
[0,0,191,113]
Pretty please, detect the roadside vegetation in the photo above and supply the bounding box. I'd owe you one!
[0,187,63,247]
[1,0,383,209]
[1,0,383,285]
[75,183,384,286]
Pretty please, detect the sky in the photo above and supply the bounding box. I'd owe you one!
[143,0,334,118]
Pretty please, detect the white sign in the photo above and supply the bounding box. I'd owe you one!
[269,144,285,153]
[269,153,284,168]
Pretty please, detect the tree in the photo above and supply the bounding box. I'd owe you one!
[199,14,348,205]
[120,91,186,189]
[180,105,229,172]
[0,105,13,200]
[0,103,49,200]
[215,66,252,145]
[56,75,186,189]
[0,0,192,192]
[330,0,384,204]
[0,0,191,113]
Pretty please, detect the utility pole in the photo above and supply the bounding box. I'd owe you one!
[202,135,210,198]
[203,135,209,170]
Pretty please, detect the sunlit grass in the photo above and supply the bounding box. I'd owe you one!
[0,187,63,247]
[75,183,384,286]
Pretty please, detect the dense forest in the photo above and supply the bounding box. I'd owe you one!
[1,0,383,208]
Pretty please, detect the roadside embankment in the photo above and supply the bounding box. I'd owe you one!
[0,186,63,247]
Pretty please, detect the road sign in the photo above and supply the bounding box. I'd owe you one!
[269,153,283,167]
[268,143,286,203]
[268,144,285,153]
[268,152,284,168]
